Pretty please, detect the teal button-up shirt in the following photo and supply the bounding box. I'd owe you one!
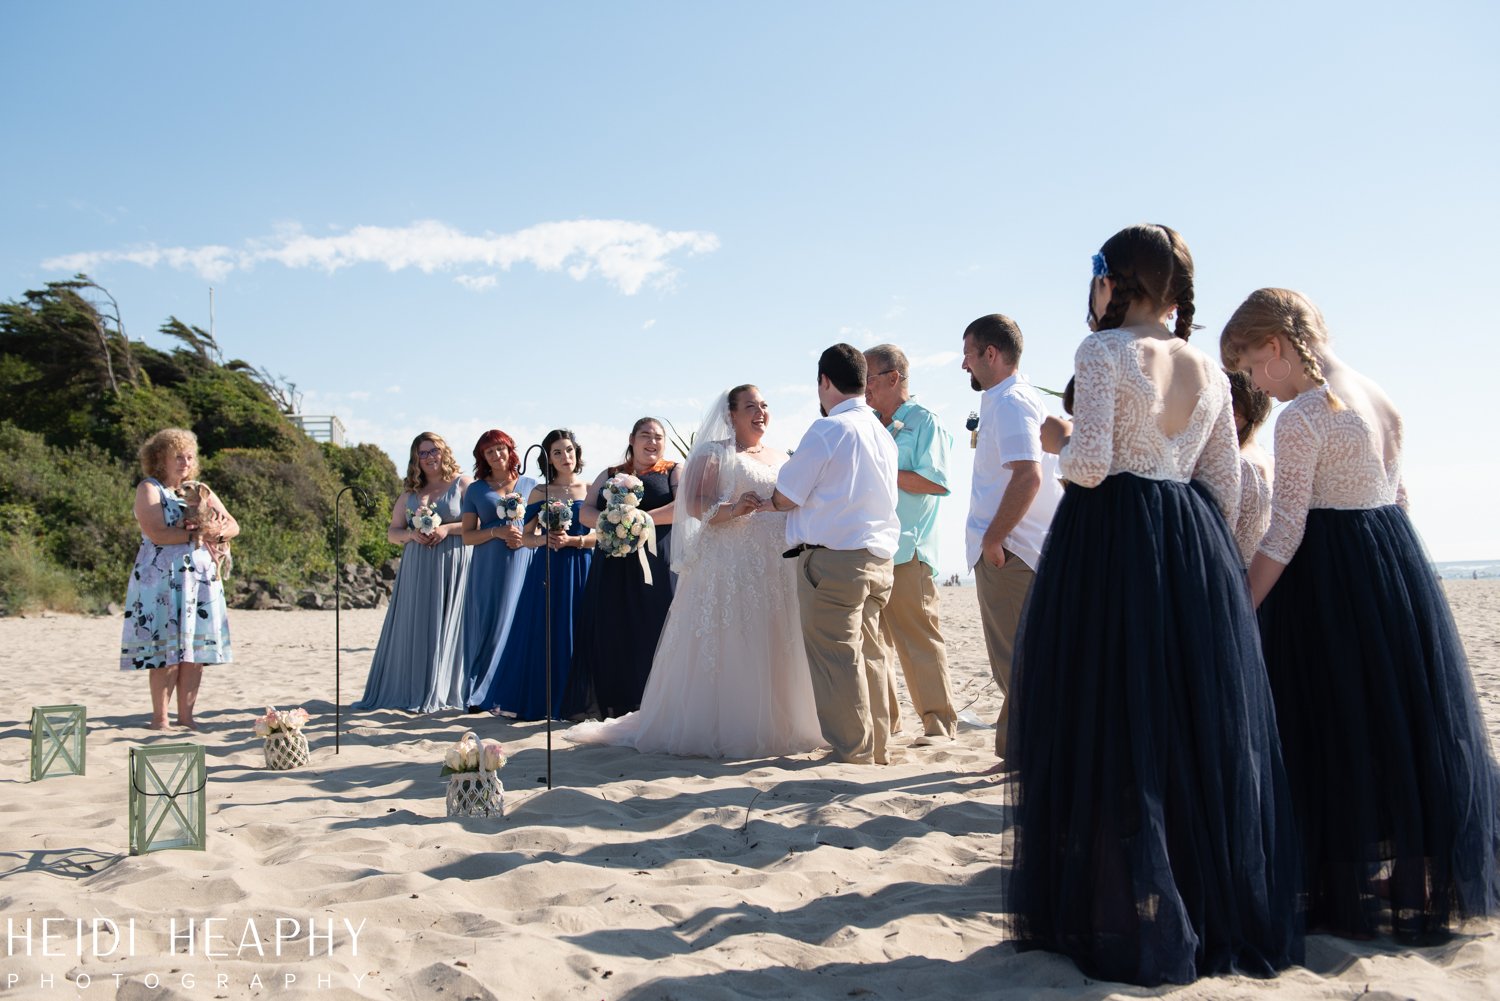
[885,398,951,576]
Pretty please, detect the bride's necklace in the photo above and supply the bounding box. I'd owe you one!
[735,440,765,454]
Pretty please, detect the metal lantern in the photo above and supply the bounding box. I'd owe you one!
[29,705,86,781]
[128,743,207,854]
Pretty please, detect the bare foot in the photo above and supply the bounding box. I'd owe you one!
[978,761,1013,777]
[146,720,171,731]
[176,719,202,732]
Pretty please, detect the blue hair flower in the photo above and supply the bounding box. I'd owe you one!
[1091,252,1109,278]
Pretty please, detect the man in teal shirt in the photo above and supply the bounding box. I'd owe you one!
[864,344,958,743]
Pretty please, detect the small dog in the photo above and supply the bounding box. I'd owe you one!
[179,479,233,578]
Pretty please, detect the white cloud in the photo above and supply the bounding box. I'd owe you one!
[909,350,962,369]
[454,274,498,291]
[42,218,720,296]
[641,318,656,330]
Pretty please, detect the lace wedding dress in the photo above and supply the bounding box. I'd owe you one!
[566,445,825,758]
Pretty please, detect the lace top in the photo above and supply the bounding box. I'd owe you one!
[1059,329,1241,524]
[1234,453,1273,567]
[1259,387,1407,565]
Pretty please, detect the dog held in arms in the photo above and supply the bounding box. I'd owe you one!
[178,479,233,578]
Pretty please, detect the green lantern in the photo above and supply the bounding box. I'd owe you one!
[29,705,86,781]
[128,743,207,855]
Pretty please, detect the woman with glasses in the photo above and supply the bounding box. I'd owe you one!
[354,432,473,713]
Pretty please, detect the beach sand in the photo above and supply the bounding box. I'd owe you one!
[2,583,1498,999]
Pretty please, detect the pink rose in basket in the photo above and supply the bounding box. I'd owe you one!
[480,739,507,771]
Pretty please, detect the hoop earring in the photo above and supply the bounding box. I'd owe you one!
[1264,357,1292,383]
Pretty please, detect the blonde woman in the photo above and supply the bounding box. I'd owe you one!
[354,432,472,712]
[1223,288,1500,942]
[120,428,238,730]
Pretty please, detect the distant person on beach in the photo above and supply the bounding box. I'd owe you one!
[959,314,1062,771]
[354,432,472,713]
[1227,370,1274,566]
[484,429,595,720]
[568,385,825,757]
[1006,225,1301,985]
[120,427,237,730]
[772,344,900,765]
[1223,287,1500,942]
[565,417,678,720]
[863,343,959,745]
[461,429,535,712]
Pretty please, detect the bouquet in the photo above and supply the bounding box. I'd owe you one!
[442,730,507,818]
[538,497,573,533]
[409,502,441,534]
[440,732,508,775]
[496,492,526,524]
[597,505,654,558]
[253,705,311,737]
[601,473,644,510]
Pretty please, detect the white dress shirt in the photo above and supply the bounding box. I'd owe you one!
[777,397,900,558]
[965,373,1063,571]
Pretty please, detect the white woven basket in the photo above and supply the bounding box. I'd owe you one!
[263,730,310,770]
[446,770,505,818]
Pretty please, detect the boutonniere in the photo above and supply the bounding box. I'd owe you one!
[888,419,905,434]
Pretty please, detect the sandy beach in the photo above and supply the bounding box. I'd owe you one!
[2,582,1498,1000]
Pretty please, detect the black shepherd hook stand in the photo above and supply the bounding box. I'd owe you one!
[333,485,355,754]
[522,442,555,790]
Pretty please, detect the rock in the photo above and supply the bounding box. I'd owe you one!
[248,591,277,611]
[380,559,400,580]
[297,592,325,610]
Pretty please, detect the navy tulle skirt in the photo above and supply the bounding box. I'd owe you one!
[1006,473,1302,986]
[1259,505,1500,942]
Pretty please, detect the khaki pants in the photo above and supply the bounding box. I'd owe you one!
[975,551,1035,759]
[881,556,957,738]
[797,547,895,764]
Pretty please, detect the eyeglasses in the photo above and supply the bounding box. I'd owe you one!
[417,448,441,459]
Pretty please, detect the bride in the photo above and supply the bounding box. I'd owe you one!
[567,384,825,758]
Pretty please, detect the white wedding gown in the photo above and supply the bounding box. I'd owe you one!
[566,451,826,758]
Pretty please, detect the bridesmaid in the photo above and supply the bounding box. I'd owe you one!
[1007,225,1300,985]
[353,432,472,713]
[1222,287,1500,942]
[487,429,595,721]
[564,417,678,720]
[1227,370,1274,566]
[461,429,536,711]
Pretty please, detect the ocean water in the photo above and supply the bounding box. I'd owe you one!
[1434,560,1500,580]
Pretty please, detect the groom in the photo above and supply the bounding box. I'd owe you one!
[772,344,900,765]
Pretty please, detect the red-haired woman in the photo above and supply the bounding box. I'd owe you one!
[461,429,536,710]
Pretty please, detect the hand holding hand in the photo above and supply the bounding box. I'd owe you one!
[545,530,570,551]
[1040,416,1072,455]
[501,524,524,549]
[730,492,762,518]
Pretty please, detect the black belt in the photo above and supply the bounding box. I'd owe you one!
[782,543,826,559]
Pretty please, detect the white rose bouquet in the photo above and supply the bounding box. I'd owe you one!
[538,497,573,533]
[440,732,508,775]
[601,473,644,510]
[409,502,441,534]
[596,505,654,558]
[496,492,526,524]
[253,705,311,737]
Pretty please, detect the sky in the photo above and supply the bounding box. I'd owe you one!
[3,1,1497,570]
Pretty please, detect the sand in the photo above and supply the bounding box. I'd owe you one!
[2,583,1498,1000]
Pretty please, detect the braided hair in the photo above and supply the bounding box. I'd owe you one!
[1219,288,1345,411]
[1088,224,1200,341]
